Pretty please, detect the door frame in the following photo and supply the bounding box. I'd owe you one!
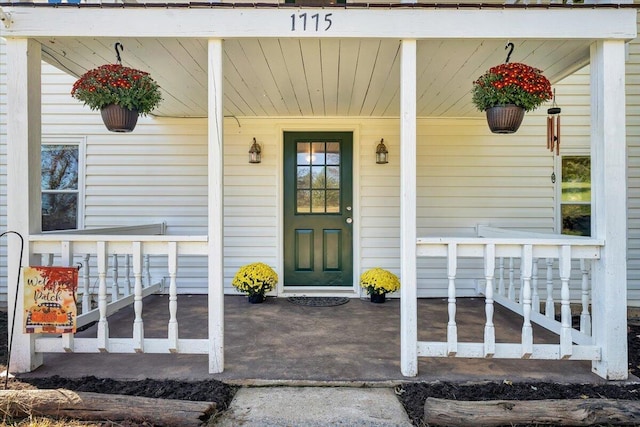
[276,124,361,297]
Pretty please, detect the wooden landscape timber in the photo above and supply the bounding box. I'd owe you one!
[424,397,640,426]
[0,389,216,426]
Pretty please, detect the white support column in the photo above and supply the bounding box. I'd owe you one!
[590,40,628,379]
[208,38,225,374]
[6,38,43,373]
[400,38,418,377]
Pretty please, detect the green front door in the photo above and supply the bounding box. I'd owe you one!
[283,132,353,287]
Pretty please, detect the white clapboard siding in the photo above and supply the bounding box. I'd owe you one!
[626,27,640,307]
[0,39,6,305]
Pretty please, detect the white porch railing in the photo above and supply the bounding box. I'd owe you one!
[29,233,208,355]
[415,228,603,362]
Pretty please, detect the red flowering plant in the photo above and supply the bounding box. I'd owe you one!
[472,62,552,112]
[71,64,162,115]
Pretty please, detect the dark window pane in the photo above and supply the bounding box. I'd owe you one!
[311,190,325,213]
[42,193,78,231]
[297,142,311,165]
[562,204,591,236]
[326,166,340,189]
[297,190,310,213]
[297,166,311,189]
[312,166,325,189]
[562,157,591,203]
[42,145,78,190]
[326,190,340,213]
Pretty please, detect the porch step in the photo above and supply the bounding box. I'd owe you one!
[212,386,412,426]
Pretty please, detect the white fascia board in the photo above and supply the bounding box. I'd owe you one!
[0,8,636,40]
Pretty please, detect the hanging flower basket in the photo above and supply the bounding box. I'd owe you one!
[472,62,552,134]
[71,63,162,133]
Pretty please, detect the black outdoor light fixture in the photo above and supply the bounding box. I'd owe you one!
[376,138,388,164]
[249,137,262,164]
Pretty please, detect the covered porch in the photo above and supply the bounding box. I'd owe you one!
[1,1,636,381]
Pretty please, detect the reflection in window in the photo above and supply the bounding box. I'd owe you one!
[296,141,341,214]
[561,156,591,236]
[42,144,80,231]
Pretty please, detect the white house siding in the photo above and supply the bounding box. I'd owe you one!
[627,35,640,307]
[0,39,7,305]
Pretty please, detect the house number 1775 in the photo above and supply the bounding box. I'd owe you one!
[290,13,333,32]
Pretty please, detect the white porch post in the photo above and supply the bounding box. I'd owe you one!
[400,38,418,377]
[5,38,43,372]
[208,38,224,373]
[590,40,628,380]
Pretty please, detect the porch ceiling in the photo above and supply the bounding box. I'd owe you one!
[39,36,592,118]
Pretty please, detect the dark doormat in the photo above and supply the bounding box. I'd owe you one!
[287,297,350,307]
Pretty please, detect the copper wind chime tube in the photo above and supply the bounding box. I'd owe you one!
[547,89,561,155]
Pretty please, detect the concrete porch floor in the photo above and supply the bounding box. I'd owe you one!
[18,295,607,385]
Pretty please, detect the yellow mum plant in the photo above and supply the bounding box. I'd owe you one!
[360,268,400,296]
[232,262,278,296]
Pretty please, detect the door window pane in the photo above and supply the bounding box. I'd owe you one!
[295,141,341,214]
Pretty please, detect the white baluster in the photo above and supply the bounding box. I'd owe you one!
[111,254,119,302]
[521,245,533,358]
[82,254,91,313]
[124,254,132,296]
[559,246,572,358]
[580,259,592,335]
[447,244,457,356]
[168,242,179,353]
[545,258,555,319]
[144,254,152,287]
[97,242,109,352]
[498,257,505,296]
[532,258,540,314]
[484,244,496,358]
[60,241,74,353]
[508,257,515,301]
[132,242,144,353]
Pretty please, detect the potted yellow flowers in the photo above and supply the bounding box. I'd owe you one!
[360,268,400,303]
[231,262,278,303]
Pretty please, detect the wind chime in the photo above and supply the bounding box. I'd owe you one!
[547,89,561,155]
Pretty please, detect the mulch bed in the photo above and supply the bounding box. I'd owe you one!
[1,311,639,426]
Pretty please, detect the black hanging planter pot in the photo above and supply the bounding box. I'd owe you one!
[101,104,139,133]
[485,104,525,134]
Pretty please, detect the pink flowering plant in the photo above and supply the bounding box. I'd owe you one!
[71,64,162,115]
[472,62,552,112]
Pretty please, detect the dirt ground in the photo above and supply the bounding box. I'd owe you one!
[1,311,639,426]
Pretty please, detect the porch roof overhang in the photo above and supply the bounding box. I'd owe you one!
[0,4,636,118]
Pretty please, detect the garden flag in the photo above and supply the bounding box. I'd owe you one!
[23,266,78,334]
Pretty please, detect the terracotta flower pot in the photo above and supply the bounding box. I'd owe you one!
[485,104,525,134]
[100,104,139,133]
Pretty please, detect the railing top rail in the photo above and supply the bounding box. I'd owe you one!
[42,223,167,236]
[476,225,596,240]
[417,236,604,247]
[30,234,207,242]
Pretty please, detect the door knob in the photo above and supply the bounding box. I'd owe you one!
[346,218,353,224]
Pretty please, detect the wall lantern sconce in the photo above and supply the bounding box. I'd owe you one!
[376,139,388,164]
[249,138,262,164]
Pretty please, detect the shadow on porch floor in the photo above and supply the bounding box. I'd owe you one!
[19,295,605,385]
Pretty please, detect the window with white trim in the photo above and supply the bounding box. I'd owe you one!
[41,139,85,231]
[559,155,591,236]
